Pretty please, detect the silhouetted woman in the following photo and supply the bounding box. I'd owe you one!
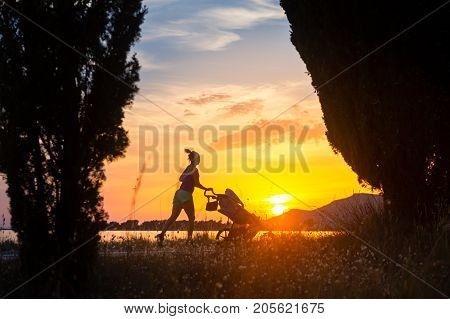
[156,149,211,244]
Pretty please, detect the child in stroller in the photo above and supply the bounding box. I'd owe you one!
[205,188,261,241]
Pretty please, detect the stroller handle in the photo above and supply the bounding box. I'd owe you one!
[204,188,217,197]
[204,190,245,208]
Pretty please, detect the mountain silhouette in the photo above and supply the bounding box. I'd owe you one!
[265,193,382,231]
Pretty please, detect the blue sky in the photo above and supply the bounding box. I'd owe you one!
[136,0,306,89]
[124,0,318,134]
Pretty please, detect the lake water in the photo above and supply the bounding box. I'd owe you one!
[0,229,339,243]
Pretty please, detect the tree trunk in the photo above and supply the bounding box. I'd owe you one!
[56,56,82,297]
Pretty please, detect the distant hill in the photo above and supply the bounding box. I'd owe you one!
[106,194,383,231]
[264,193,382,231]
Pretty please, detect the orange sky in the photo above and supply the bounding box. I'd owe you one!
[102,83,370,222]
[0,0,373,226]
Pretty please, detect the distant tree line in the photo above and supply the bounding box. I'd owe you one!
[106,219,227,231]
[105,218,320,231]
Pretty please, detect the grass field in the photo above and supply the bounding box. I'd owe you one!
[91,232,449,298]
[1,212,449,298]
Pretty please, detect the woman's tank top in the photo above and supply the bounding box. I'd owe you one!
[180,166,198,193]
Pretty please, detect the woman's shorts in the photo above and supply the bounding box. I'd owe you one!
[173,189,193,207]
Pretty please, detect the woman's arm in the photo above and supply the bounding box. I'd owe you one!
[193,170,211,191]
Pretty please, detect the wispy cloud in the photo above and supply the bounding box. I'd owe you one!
[184,109,197,116]
[198,2,283,30]
[136,51,165,71]
[211,119,326,151]
[254,119,326,143]
[220,99,264,118]
[143,0,284,51]
[180,93,231,105]
[131,81,321,128]
[143,0,178,9]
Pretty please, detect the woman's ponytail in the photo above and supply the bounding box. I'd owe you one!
[184,148,199,163]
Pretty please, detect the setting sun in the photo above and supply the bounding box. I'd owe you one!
[272,204,288,215]
[267,194,292,215]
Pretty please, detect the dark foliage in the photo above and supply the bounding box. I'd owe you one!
[281,0,450,222]
[0,0,146,296]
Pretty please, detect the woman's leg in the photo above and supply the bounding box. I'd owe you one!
[160,204,182,235]
[183,200,195,240]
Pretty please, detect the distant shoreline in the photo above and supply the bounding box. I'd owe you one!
[104,220,332,232]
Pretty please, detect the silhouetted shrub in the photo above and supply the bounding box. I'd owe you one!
[281,0,450,223]
[0,0,146,296]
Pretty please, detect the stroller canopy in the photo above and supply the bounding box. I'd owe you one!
[218,189,260,225]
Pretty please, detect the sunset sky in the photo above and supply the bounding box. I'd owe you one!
[0,0,371,226]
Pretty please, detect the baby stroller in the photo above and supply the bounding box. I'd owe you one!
[204,189,261,241]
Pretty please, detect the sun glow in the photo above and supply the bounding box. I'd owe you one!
[267,194,292,205]
[267,194,292,215]
[272,204,288,216]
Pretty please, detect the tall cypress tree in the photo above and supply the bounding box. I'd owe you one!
[0,0,146,296]
[281,0,450,223]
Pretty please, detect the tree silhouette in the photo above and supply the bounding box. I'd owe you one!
[0,0,146,296]
[281,0,450,223]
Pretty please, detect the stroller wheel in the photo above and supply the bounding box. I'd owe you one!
[215,228,231,241]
